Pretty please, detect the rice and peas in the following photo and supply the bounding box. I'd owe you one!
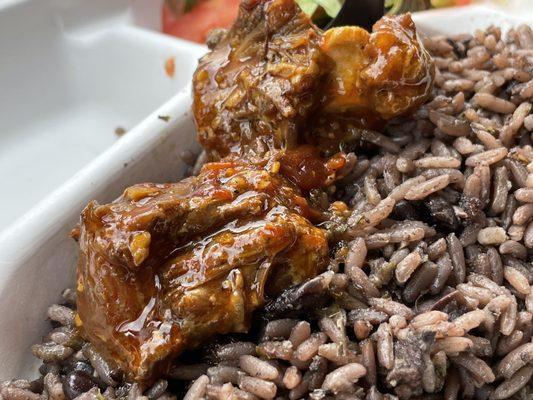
[2,23,532,400]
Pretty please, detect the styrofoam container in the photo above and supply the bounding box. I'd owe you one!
[0,0,205,231]
[0,2,531,381]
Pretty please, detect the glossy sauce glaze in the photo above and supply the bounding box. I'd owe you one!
[280,145,348,191]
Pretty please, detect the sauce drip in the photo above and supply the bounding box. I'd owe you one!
[280,145,347,191]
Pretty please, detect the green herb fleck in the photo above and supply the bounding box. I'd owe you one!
[158,115,171,122]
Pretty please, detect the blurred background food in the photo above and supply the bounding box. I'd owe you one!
[162,0,241,42]
[162,0,478,42]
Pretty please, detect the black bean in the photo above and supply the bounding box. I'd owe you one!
[29,378,44,394]
[447,38,467,58]
[403,262,438,304]
[306,356,328,391]
[459,195,484,221]
[502,194,517,230]
[39,363,60,376]
[70,361,95,376]
[447,233,466,284]
[62,371,97,400]
[423,196,460,232]
[391,200,421,221]
[264,273,332,319]
[115,383,133,398]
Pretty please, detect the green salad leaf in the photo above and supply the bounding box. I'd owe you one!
[385,0,403,14]
[296,0,319,15]
[295,0,343,18]
[316,0,343,17]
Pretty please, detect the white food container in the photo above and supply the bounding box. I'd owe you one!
[0,1,531,380]
[0,0,205,231]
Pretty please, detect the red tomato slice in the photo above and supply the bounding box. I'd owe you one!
[162,0,241,43]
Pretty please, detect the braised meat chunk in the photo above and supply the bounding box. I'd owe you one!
[322,14,434,120]
[77,161,316,271]
[309,14,435,151]
[194,1,434,160]
[76,161,328,382]
[193,0,326,160]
